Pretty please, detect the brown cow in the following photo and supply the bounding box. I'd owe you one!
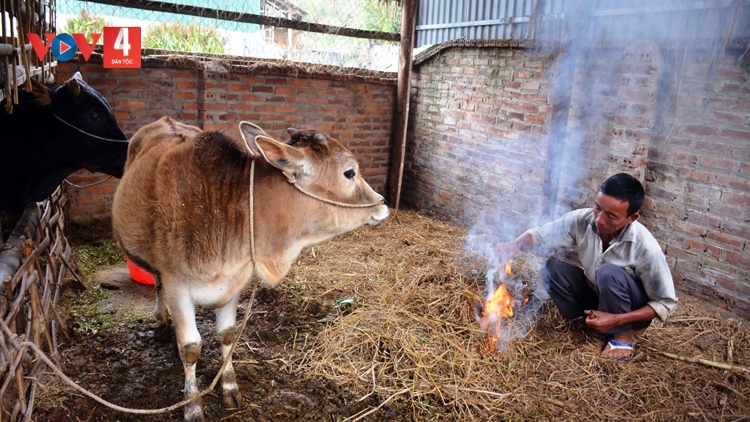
[111,116,389,421]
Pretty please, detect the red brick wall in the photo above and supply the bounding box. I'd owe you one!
[402,47,554,226]
[402,42,750,320]
[57,57,396,228]
[53,43,750,320]
[646,47,750,317]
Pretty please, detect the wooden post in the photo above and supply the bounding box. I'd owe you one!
[390,0,417,211]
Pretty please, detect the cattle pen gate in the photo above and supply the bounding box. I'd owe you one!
[0,0,66,419]
[0,189,68,420]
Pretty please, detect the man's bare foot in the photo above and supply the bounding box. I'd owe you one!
[601,329,635,360]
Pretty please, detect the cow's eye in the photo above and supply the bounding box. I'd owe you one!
[344,169,356,180]
[89,111,101,122]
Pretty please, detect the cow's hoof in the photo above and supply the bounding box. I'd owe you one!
[222,387,243,409]
[184,403,204,422]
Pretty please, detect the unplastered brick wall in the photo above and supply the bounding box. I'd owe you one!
[646,47,750,318]
[402,46,555,227]
[402,42,750,321]
[56,55,396,229]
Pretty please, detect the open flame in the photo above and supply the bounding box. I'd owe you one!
[482,283,514,351]
[476,263,516,352]
[487,264,514,318]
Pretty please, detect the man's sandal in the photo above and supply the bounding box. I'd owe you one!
[606,339,634,360]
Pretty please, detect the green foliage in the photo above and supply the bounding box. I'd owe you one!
[68,287,108,336]
[144,22,226,54]
[292,0,400,68]
[63,9,109,39]
[296,0,400,32]
[359,0,401,33]
[73,239,124,279]
[67,239,124,336]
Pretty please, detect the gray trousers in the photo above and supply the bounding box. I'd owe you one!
[540,258,652,334]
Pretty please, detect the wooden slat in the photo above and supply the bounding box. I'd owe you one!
[0,185,69,421]
[86,0,401,41]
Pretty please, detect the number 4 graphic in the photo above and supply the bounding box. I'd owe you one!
[103,27,141,68]
[114,27,131,56]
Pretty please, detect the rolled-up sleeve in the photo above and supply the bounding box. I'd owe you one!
[638,248,678,321]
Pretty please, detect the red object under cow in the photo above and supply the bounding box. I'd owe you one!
[126,257,155,285]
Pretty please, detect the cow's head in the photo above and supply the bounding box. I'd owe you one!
[32,72,129,178]
[240,121,389,234]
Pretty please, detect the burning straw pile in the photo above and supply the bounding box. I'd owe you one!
[285,209,750,421]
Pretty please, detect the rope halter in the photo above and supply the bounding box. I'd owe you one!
[51,111,130,143]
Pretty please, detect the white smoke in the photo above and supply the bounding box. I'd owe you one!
[464,1,746,349]
[466,212,549,351]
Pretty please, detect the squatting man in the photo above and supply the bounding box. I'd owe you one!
[493,173,678,360]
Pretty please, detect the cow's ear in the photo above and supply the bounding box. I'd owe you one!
[239,121,305,172]
[240,121,268,157]
[254,135,306,172]
[29,78,52,106]
[238,121,268,156]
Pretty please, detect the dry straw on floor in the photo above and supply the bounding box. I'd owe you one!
[284,209,749,421]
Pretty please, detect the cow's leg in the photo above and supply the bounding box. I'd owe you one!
[215,295,243,409]
[153,275,174,342]
[169,292,204,422]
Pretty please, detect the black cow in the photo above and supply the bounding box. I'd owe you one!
[0,72,128,237]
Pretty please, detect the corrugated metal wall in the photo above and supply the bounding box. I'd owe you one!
[416,0,750,47]
[416,0,565,47]
[585,0,750,42]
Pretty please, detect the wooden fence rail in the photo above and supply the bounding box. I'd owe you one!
[0,186,69,421]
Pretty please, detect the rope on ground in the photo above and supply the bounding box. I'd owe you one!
[0,282,259,415]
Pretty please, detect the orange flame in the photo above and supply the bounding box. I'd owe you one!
[480,282,515,352]
[485,283,514,319]
[485,334,498,352]
[475,262,523,352]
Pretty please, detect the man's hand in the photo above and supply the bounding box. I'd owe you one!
[493,232,534,263]
[584,310,620,332]
[493,241,520,264]
[584,305,657,333]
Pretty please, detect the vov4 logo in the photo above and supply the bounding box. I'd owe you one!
[27,27,141,68]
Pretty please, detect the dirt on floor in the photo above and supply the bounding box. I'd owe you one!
[30,210,750,422]
[33,268,391,422]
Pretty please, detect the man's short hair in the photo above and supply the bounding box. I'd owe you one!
[599,173,644,215]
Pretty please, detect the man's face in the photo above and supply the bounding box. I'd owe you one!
[592,192,638,237]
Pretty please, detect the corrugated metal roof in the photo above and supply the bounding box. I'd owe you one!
[416,0,750,47]
[416,0,565,47]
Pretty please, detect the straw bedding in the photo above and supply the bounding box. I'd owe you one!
[282,209,749,421]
